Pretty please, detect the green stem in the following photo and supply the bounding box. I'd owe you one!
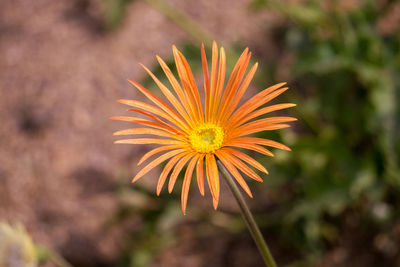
[217,160,278,267]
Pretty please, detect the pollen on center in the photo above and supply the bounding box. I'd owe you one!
[189,123,224,154]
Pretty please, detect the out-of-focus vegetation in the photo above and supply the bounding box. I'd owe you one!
[252,0,400,259]
[102,0,135,30]
[0,222,37,267]
[100,0,400,266]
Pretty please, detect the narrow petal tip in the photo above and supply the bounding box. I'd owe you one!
[212,197,219,210]
[168,185,174,194]
[277,82,287,88]
[131,176,139,183]
[127,78,138,86]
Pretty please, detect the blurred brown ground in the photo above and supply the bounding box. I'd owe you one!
[0,0,278,266]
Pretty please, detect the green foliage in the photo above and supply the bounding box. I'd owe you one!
[36,245,52,265]
[103,0,135,30]
[251,0,400,257]
[109,185,181,267]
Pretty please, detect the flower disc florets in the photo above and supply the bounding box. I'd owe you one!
[189,123,224,153]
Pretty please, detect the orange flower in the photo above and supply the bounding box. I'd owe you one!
[111,42,296,214]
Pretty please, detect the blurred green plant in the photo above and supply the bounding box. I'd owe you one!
[102,0,135,30]
[109,185,180,267]
[250,0,400,259]
[0,222,73,267]
[0,222,37,267]
[109,182,248,267]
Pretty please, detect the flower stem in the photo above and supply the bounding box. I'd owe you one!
[217,160,278,267]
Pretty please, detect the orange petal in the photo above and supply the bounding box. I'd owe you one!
[156,55,195,121]
[224,141,274,157]
[241,83,288,113]
[221,152,263,182]
[138,145,183,166]
[222,147,269,174]
[212,195,219,210]
[232,117,297,134]
[231,124,292,138]
[139,63,193,127]
[118,99,188,132]
[220,61,258,123]
[181,155,198,214]
[168,154,193,193]
[242,116,297,127]
[206,153,220,209]
[196,154,205,196]
[157,152,187,195]
[127,79,188,130]
[229,137,291,151]
[211,47,226,122]
[231,62,258,107]
[217,48,249,122]
[230,103,296,129]
[110,114,178,135]
[220,48,249,103]
[128,108,188,136]
[227,86,289,129]
[216,150,253,198]
[177,50,203,121]
[132,149,185,183]
[201,43,210,120]
[208,41,219,122]
[114,138,182,145]
[113,128,176,139]
[172,46,201,123]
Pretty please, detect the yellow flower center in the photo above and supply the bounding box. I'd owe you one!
[189,123,224,153]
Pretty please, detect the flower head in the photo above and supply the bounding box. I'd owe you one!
[112,42,296,214]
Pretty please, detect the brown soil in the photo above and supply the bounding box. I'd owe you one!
[0,0,276,266]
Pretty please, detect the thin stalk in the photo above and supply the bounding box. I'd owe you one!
[217,160,278,267]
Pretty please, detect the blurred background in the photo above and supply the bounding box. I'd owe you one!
[0,0,399,266]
